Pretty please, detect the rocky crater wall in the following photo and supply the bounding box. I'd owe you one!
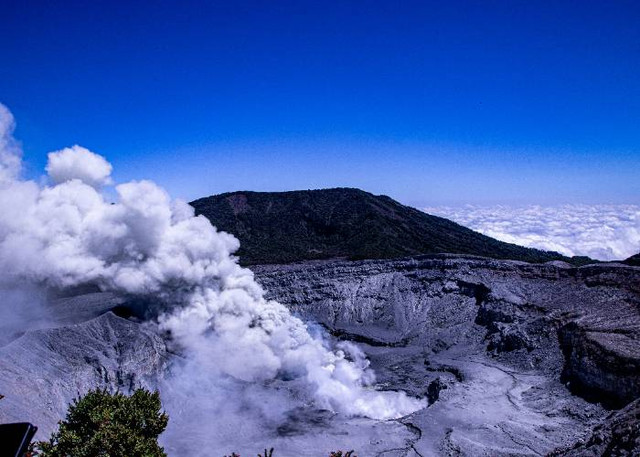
[254,255,640,408]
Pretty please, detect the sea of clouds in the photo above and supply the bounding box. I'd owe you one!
[425,204,640,261]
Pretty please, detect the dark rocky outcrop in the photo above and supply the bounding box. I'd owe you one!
[624,253,640,267]
[190,188,579,265]
[550,399,640,456]
[425,377,449,405]
[559,321,640,409]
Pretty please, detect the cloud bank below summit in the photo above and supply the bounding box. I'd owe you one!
[425,204,640,261]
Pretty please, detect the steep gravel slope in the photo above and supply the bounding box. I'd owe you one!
[0,309,167,435]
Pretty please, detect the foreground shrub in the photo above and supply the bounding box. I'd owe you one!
[36,388,168,457]
[31,388,354,457]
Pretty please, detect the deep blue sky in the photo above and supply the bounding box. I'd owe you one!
[1,0,639,206]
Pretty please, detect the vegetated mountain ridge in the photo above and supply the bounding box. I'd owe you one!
[190,188,585,265]
[624,252,640,266]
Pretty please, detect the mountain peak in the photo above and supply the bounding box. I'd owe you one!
[190,188,570,266]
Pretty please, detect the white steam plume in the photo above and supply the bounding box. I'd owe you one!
[0,104,22,185]
[0,103,424,421]
[46,145,113,188]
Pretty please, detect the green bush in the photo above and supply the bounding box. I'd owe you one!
[31,388,357,457]
[35,388,168,457]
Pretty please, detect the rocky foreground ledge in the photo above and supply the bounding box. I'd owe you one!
[1,255,638,456]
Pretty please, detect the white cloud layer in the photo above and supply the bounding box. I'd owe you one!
[424,204,640,261]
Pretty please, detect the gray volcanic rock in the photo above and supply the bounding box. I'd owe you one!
[253,255,640,455]
[0,306,167,437]
[550,399,640,456]
[559,320,640,408]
